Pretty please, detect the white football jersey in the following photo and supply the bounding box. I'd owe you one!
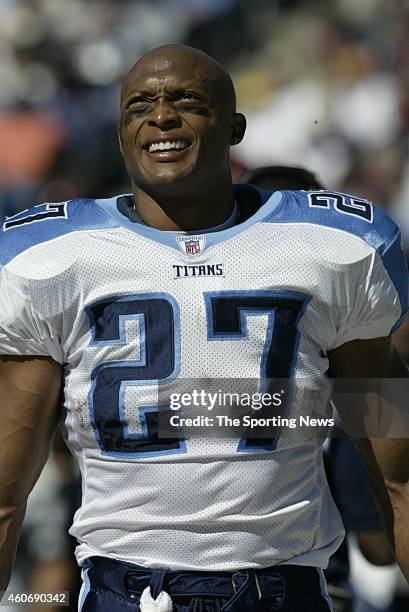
[0,186,407,571]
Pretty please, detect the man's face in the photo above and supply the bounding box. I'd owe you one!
[119,52,238,189]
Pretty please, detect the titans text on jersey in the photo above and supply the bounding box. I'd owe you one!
[173,263,224,278]
[0,185,407,571]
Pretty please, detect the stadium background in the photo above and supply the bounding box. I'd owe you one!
[1,0,409,610]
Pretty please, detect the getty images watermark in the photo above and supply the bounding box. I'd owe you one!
[169,390,284,411]
[162,388,335,434]
[154,378,409,440]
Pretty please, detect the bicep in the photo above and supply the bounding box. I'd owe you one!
[328,336,409,495]
[356,531,394,566]
[328,336,400,378]
[0,356,63,507]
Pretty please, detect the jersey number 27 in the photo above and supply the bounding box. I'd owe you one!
[86,291,309,457]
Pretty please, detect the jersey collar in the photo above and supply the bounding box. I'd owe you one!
[96,184,283,255]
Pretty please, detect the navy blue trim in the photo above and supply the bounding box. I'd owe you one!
[308,191,373,223]
[86,292,184,459]
[268,191,397,251]
[204,290,310,453]
[0,199,118,267]
[3,202,69,230]
[85,293,181,384]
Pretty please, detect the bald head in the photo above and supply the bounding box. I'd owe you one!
[118,42,246,197]
[121,44,237,115]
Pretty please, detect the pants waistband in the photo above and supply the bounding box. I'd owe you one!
[84,556,322,603]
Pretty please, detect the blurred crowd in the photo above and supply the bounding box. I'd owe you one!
[233,0,409,234]
[1,0,409,233]
[2,1,409,611]
[0,0,243,216]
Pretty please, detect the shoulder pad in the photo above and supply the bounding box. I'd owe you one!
[0,198,118,267]
[267,190,408,327]
[269,190,399,254]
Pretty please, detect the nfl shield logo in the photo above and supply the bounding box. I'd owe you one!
[185,239,200,255]
[176,235,206,257]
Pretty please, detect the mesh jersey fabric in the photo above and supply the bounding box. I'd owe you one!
[0,186,407,571]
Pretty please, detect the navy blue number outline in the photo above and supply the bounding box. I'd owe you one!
[86,293,185,458]
[204,290,310,451]
[3,203,68,231]
[86,290,309,456]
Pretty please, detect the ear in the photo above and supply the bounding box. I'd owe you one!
[230,113,246,146]
[117,125,124,157]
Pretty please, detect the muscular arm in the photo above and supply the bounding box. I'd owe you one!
[328,337,409,580]
[0,356,63,591]
[356,531,394,566]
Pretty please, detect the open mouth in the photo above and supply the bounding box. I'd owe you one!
[148,140,190,153]
[143,139,192,160]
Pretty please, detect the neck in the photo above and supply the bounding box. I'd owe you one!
[132,180,236,232]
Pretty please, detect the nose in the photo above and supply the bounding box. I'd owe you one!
[147,99,181,130]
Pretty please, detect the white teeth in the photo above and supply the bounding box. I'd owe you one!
[148,140,188,153]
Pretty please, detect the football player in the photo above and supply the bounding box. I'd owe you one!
[1,44,409,612]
